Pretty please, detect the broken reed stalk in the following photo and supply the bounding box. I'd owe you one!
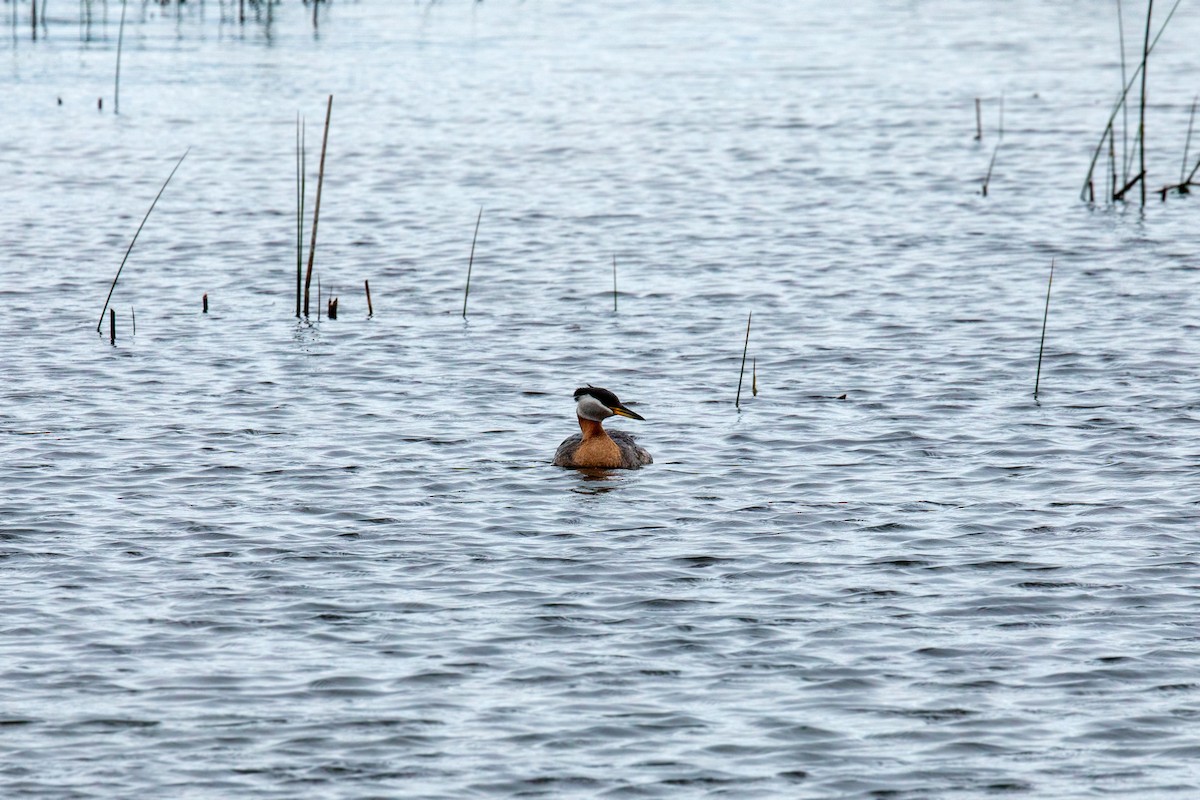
[365,279,373,316]
[115,0,127,114]
[1138,0,1153,208]
[328,297,338,320]
[203,293,208,313]
[1114,169,1145,201]
[735,312,752,409]
[295,114,305,318]
[1034,260,1055,399]
[303,95,333,318]
[612,254,618,312]
[1081,0,1184,200]
[109,309,116,344]
[462,206,482,318]
[752,358,758,396]
[974,98,982,141]
[131,307,136,335]
[97,148,190,333]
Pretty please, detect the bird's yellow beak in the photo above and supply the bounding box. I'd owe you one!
[611,405,645,421]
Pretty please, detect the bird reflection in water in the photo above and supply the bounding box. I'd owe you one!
[570,467,622,495]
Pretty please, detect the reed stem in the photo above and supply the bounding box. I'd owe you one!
[1117,0,1130,186]
[114,0,127,114]
[974,98,981,141]
[365,279,373,317]
[203,293,208,314]
[295,114,304,318]
[1138,0,1153,208]
[462,206,482,318]
[736,311,752,409]
[1034,260,1055,399]
[109,308,115,344]
[612,254,617,312]
[97,148,190,333]
[304,95,332,318]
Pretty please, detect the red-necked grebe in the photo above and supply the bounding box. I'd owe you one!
[553,386,653,469]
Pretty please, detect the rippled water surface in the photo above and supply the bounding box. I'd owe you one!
[4,1,1200,797]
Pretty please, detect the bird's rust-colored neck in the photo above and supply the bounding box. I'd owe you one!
[572,415,622,468]
[578,416,609,440]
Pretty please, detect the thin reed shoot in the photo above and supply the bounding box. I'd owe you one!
[1034,260,1055,399]
[1138,0,1153,207]
[97,148,190,333]
[612,254,618,312]
[295,114,305,317]
[115,0,127,114]
[462,207,482,319]
[981,95,1003,196]
[1181,95,1196,184]
[304,95,333,317]
[736,312,752,409]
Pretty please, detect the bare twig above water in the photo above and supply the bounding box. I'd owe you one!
[97,148,190,333]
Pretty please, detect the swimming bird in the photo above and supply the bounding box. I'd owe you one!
[553,386,653,469]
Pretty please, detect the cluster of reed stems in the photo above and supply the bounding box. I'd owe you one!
[1081,0,1198,205]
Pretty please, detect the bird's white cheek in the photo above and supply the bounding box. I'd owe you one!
[575,396,612,421]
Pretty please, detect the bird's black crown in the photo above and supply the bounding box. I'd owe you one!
[574,385,621,407]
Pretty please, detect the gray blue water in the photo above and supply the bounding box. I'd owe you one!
[3,1,1200,797]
